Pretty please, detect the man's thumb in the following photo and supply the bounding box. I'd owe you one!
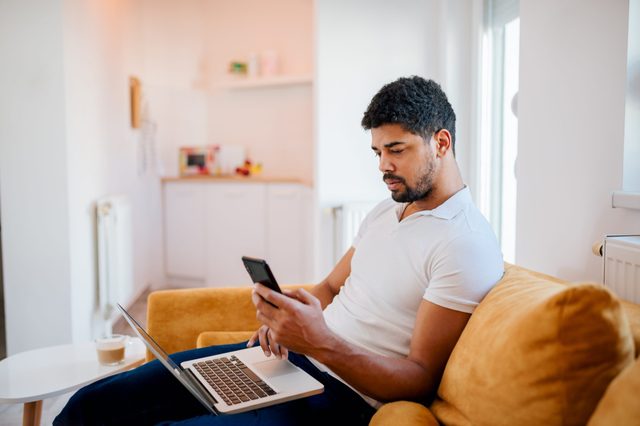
[295,288,318,306]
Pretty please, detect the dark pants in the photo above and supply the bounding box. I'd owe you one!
[54,342,376,425]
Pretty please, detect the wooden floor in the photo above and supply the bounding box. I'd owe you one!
[0,290,150,425]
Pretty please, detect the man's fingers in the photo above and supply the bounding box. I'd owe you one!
[268,329,281,358]
[254,283,294,309]
[256,308,275,330]
[282,288,301,300]
[252,288,276,311]
[246,330,259,347]
[294,288,319,306]
[253,289,281,317]
[251,289,262,306]
[258,326,271,357]
[270,343,281,358]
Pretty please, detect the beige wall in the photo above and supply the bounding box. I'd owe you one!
[140,0,314,184]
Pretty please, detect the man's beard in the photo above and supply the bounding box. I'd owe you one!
[384,160,436,203]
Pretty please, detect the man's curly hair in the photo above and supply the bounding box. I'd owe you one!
[361,76,456,155]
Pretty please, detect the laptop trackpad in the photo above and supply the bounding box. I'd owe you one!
[254,359,299,378]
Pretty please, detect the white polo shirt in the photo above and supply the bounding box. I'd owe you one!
[312,187,504,405]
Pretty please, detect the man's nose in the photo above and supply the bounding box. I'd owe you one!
[379,153,394,173]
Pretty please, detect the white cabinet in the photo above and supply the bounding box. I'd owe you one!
[204,183,267,286]
[164,182,206,280]
[266,184,311,285]
[163,180,312,287]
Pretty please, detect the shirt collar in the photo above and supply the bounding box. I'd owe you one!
[396,186,471,221]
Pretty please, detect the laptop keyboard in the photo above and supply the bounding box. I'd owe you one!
[193,355,277,406]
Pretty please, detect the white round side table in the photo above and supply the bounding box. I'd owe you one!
[0,338,145,426]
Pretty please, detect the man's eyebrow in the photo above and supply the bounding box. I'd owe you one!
[371,141,406,151]
[384,141,406,148]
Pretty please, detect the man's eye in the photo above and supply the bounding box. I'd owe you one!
[390,150,403,155]
[373,152,381,158]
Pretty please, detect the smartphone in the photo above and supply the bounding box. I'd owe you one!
[241,256,282,294]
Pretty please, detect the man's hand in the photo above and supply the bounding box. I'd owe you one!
[249,284,332,359]
[247,324,288,359]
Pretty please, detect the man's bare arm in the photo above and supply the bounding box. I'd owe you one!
[308,247,354,309]
[316,300,470,402]
[254,287,470,402]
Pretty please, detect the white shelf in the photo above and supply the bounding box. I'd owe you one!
[215,74,313,89]
[612,190,640,210]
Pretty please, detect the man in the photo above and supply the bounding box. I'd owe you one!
[55,76,503,425]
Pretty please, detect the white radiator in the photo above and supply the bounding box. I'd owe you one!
[332,202,377,262]
[96,195,134,330]
[602,235,640,303]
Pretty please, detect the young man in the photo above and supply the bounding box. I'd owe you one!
[55,76,503,425]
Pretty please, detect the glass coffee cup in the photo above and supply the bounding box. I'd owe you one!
[95,334,128,366]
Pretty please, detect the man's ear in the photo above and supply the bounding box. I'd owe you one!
[433,129,452,157]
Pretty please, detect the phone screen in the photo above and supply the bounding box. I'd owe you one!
[241,256,282,294]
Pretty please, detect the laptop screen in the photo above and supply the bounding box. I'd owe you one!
[116,303,182,372]
[117,303,220,414]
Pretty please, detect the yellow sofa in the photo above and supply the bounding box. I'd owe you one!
[146,264,640,425]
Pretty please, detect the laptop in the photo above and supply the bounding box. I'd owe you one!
[117,303,324,415]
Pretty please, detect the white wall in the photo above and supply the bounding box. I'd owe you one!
[516,0,639,282]
[435,0,479,189]
[63,0,161,341]
[0,0,161,354]
[0,0,74,354]
[315,0,440,208]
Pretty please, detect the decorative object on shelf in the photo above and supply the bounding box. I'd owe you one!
[218,50,311,90]
[179,146,219,176]
[260,50,279,76]
[235,159,263,177]
[247,52,259,77]
[178,145,250,177]
[216,145,246,176]
[129,76,141,129]
[229,50,279,79]
[228,61,247,75]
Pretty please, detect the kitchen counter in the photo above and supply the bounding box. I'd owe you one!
[161,175,308,185]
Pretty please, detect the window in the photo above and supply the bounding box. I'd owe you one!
[479,0,520,262]
[614,0,640,209]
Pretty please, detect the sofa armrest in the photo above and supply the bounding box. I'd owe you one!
[145,284,311,361]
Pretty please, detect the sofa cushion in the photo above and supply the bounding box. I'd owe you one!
[197,331,254,348]
[430,264,634,426]
[369,401,439,426]
[587,356,640,425]
[618,299,640,356]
